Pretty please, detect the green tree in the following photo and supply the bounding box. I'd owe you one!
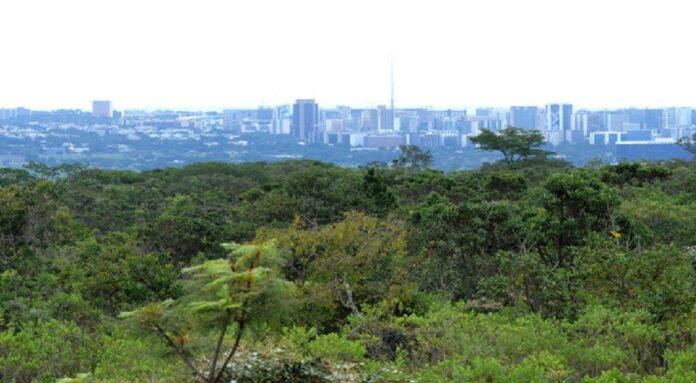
[120,240,295,383]
[0,320,99,383]
[0,168,34,187]
[677,132,696,155]
[360,167,398,215]
[484,171,527,200]
[407,194,524,300]
[140,193,231,266]
[471,127,552,165]
[541,171,619,267]
[392,145,433,170]
[258,212,409,326]
[76,240,180,315]
[23,162,87,180]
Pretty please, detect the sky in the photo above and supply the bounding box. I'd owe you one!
[0,0,695,111]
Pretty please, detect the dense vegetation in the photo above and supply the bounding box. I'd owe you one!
[1,150,695,382]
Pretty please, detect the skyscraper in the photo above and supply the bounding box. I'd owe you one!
[545,103,573,135]
[510,106,538,129]
[292,99,319,142]
[92,100,112,118]
[378,105,393,130]
[677,107,692,127]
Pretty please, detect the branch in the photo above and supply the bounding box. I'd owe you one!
[212,255,256,383]
[208,314,231,382]
[155,325,207,382]
[212,316,246,383]
[338,274,363,318]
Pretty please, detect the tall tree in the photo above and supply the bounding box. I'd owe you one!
[470,127,552,165]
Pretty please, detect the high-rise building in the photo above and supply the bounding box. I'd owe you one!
[545,104,573,137]
[292,99,319,142]
[573,110,589,135]
[0,108,16,120]
[363,109,380,131]
[666,108,677,127]
[677,107,692,127]
[92,100,112,118]
[476,108,493,117]
[510,106,538,129]
[257,107,273,122]
[378,105,393,130]
[606,111,630,132]
[644,109,664,130]
[662,107,691,127]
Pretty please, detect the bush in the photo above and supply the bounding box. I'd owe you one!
[308,333,367,363]
[0,320,98,383]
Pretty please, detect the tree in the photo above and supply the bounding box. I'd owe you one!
[23,162,87,180]
[360,168,398,215]
[310,212,407,318]
[677,132,696,155]
[541,171,619,266]
[392,145,433,170]
[470,127,552,165]
[120,240,295,383]
[141,193,231,266]
[257,212,408,324]
[407,194,524,300]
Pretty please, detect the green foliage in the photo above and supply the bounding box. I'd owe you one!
[76,240,180,315]
[0,320,98,383]
[407,194,525,300]
[90,333,188,382]
[361,167,398,215]
[308,333,367,362]
[485,170,527,200]
[258,212,409,329]
[420,353,569,383]
[392,145,433,170]
[0,159,696,382]
[621,191,696,247]
[541,170,619,266]
[121,240,296,382]
[0,168,34,187]
[579,240,696,321]
[677,133,696,155]
[471,127,553,165]
[601,163,672,187]
[141,193,232,265]
[24,161,87,180]
[564,305,664,376]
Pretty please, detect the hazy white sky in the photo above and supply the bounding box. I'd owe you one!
[1,0,694,110]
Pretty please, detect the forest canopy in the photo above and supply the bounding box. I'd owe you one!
[0,156,695,382]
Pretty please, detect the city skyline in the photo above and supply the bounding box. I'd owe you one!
[2,99,694,170]
[1,0,696,110]
[4,101,696,114]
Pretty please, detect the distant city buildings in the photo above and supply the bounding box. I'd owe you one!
[92,100,112,118]
[214,100,696,165]
[615,140,692,162]
[510,106,538,130]
[545,103,573,142]
[292,99,319,142]
[1,99,695,165]
[0,107,30,120]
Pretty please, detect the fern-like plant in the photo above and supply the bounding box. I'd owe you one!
[120,240,296,383]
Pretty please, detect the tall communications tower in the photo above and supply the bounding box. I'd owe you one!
[390,61,395,131]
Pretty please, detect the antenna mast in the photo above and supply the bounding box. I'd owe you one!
[390,60,395,130]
